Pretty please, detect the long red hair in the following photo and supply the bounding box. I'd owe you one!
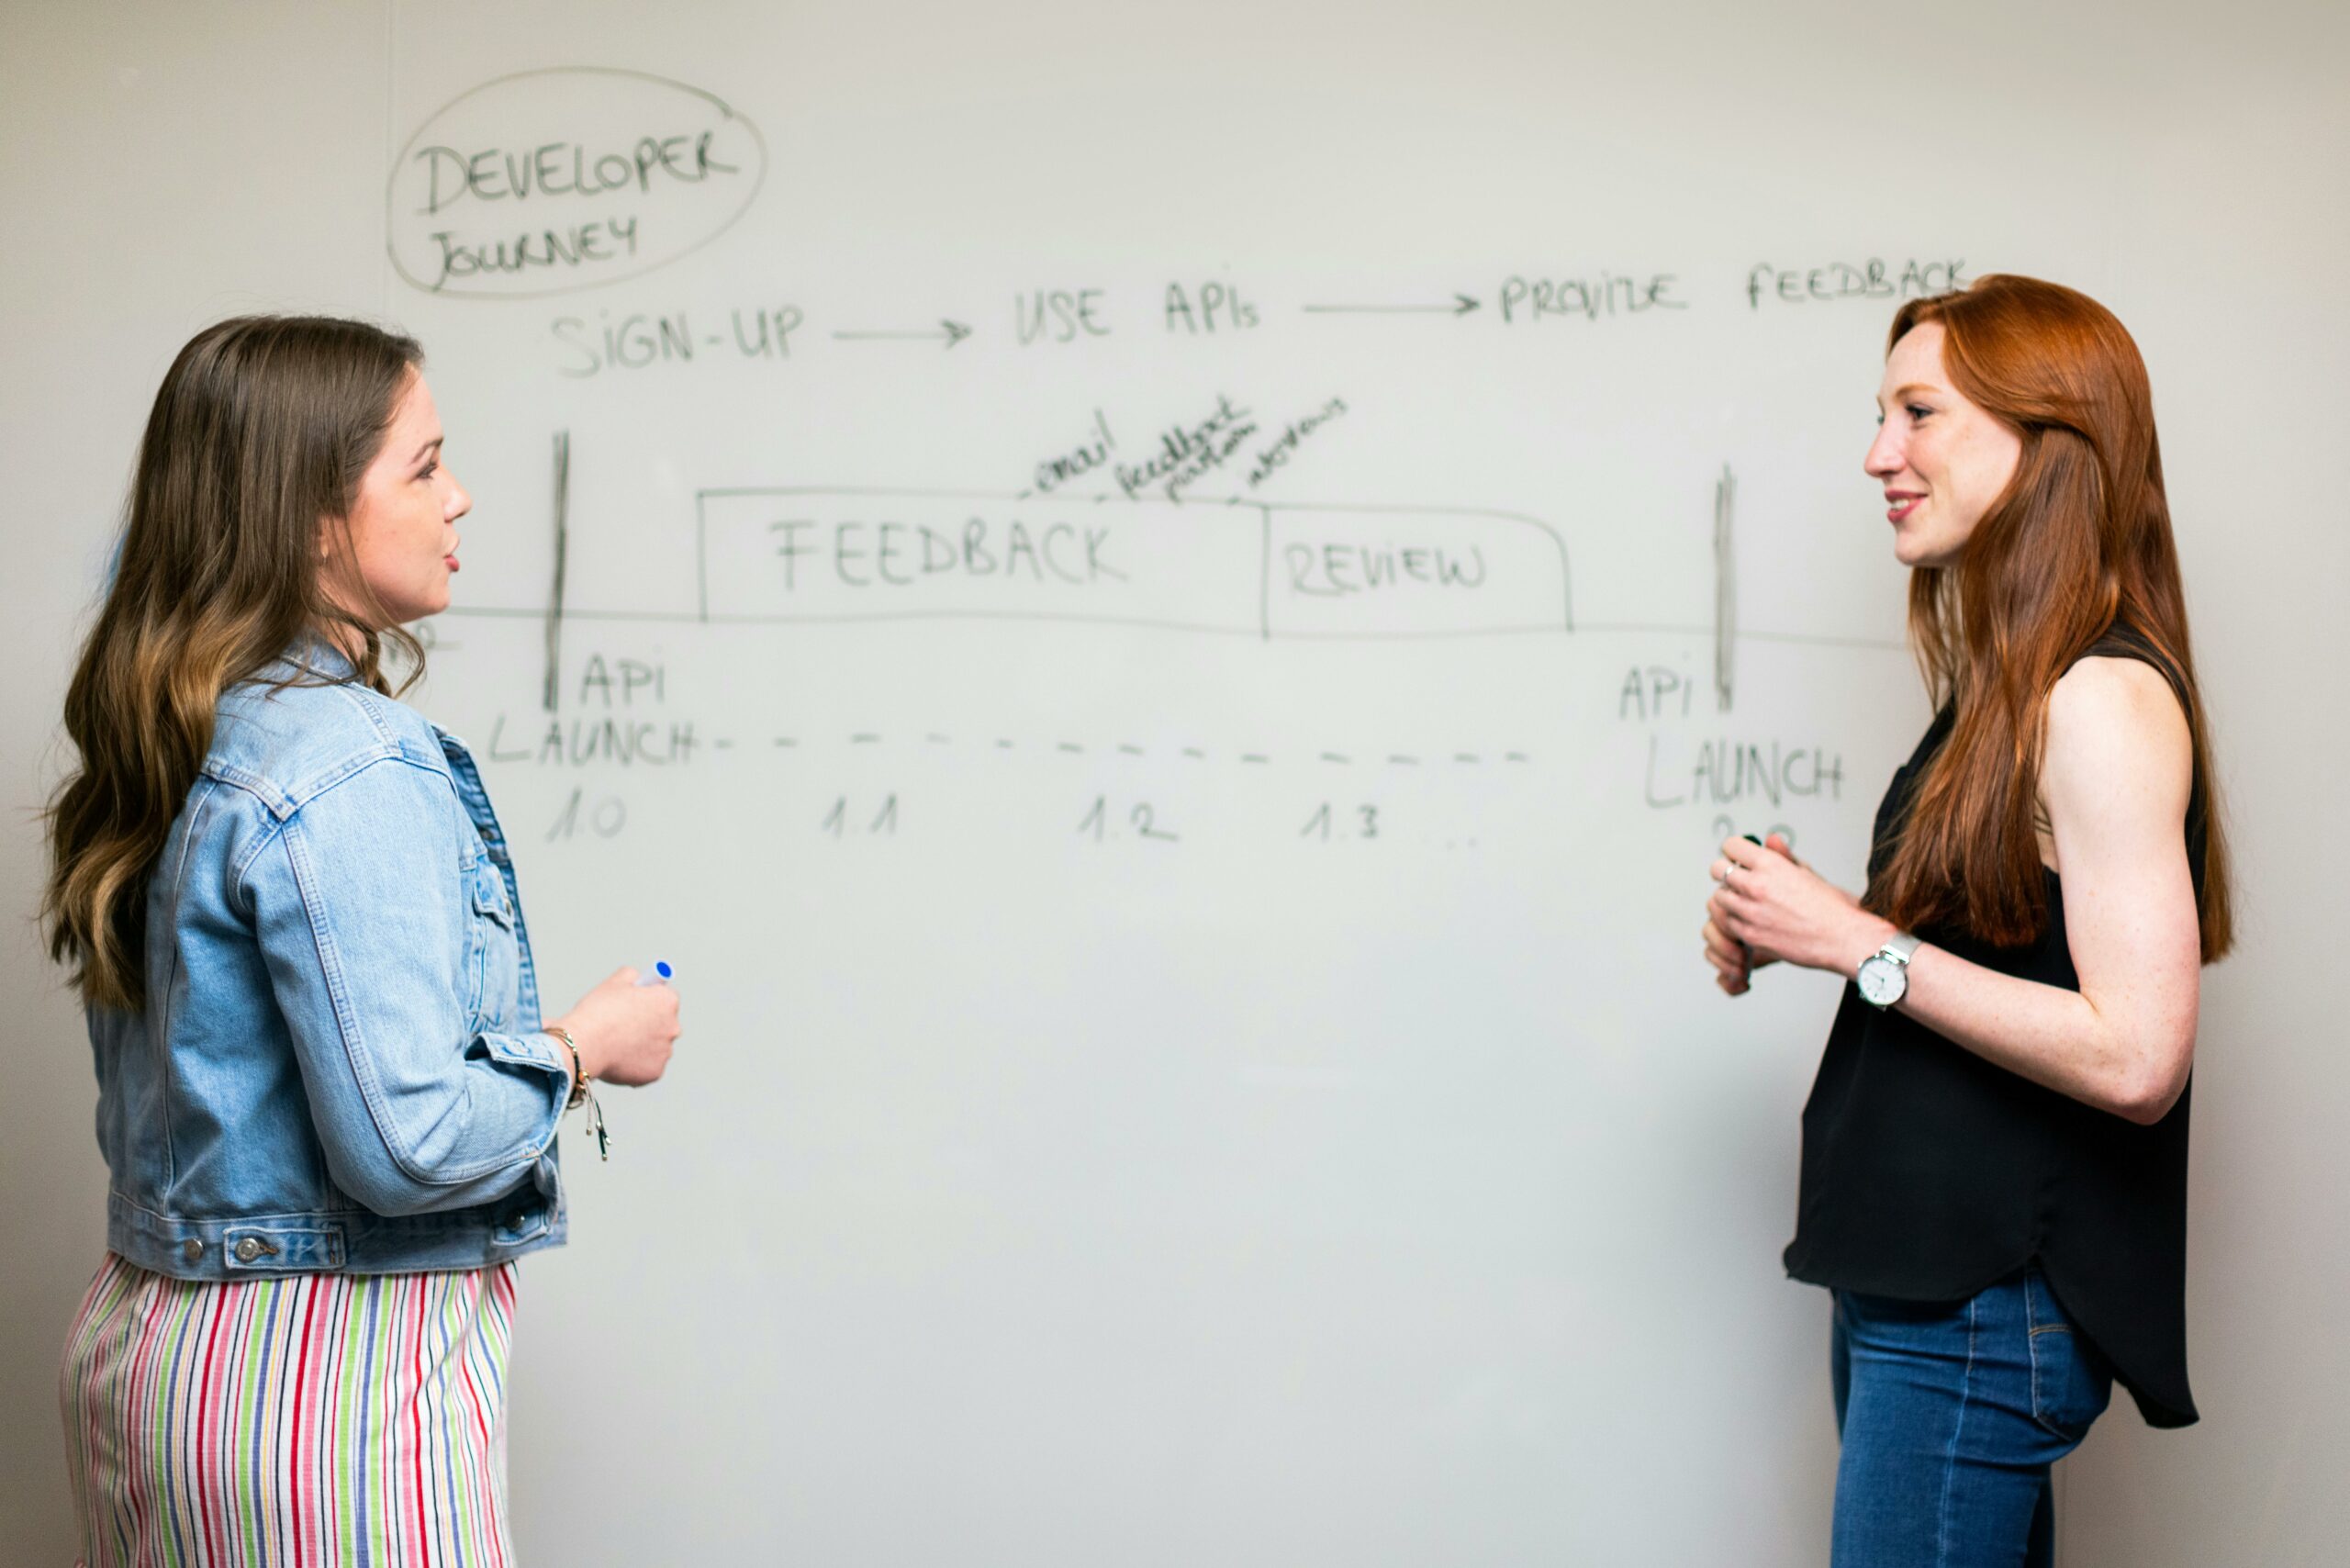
[1864,274,2232,960]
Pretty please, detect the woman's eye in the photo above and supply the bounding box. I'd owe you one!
[417,461,439,480]
[1906,405,1932,422]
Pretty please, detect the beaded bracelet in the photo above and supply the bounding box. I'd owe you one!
[543,1025,610,1161]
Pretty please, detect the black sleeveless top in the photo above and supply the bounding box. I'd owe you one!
[1784,628,2206,1428]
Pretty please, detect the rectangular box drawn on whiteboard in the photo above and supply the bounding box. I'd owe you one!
[695,488,1572,639]
[1265,506,1573,638]
[695,489,1262,633]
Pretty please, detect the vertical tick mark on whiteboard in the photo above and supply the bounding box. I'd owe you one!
[543,430,570,714]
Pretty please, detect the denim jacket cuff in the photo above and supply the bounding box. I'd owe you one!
[469,1029,569,1078]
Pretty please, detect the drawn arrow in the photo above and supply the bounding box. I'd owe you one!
[831,319,973,348]
[1302,294,1481,317]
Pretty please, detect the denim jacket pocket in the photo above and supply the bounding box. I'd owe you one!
[466,859,521,1033]
[2024,1272,2113,1441]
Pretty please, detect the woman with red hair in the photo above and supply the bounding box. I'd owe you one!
[1701,274,2232,1565]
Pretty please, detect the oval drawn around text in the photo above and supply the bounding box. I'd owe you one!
[386,66,767,300]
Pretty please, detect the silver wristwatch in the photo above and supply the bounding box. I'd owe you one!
[1856,933,1923,1010]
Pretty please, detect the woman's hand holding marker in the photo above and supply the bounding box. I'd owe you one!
[1704,834,1895,994]
[1703,834,1775,995]
[547,965,681,1087]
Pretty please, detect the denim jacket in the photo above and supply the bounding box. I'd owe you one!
[89,645,569,1277]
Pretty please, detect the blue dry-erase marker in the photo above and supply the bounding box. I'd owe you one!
[635,961,673,987]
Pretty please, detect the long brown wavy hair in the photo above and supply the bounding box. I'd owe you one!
[44,316,428,1011]
[1863,275,2232,960]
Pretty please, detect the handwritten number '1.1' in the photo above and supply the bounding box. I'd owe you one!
[823,796,898,837]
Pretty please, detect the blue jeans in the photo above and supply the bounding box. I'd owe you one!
[1831,1270,2114,1567]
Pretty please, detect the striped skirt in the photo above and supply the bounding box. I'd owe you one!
[60,1253,519,1568]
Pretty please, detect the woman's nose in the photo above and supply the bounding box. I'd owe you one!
[1862,425,1903,477]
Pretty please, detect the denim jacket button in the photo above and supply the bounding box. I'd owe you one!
[182,1238,204,1262]
[234,1237,263,1263]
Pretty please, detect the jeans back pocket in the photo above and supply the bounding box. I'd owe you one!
[2023,1271,2113,1441]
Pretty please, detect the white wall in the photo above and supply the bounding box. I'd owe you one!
[2,3,2343,1562]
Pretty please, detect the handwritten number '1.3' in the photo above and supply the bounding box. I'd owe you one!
[1301,803,1379,841]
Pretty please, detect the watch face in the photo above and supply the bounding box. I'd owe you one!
[1857,955,1907,1008]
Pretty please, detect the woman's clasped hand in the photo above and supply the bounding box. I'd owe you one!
[1701,833,1889,994]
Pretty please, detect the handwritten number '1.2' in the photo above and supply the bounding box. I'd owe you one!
[1080,797,1177,842]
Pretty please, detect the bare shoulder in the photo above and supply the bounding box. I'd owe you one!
[2042,655,2191,814]
[2048,656,2189,749]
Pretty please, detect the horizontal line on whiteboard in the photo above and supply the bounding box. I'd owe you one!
[436,606,1891,648]
[697,486,1564,529]
[1244,624,1570,641]
[442,606,700,623]
[440,604,1248,634]
[435,605,1569,638]
[698,484,1034,501]
[1574,621,1906,651]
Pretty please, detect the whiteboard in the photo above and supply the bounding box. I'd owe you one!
[6,4,2347,1564]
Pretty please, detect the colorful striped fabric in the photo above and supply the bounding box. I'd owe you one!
[60,1253,519,1567]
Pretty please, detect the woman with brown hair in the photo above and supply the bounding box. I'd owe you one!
[1700,274,2231,1566]
[44,315,679,1563]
